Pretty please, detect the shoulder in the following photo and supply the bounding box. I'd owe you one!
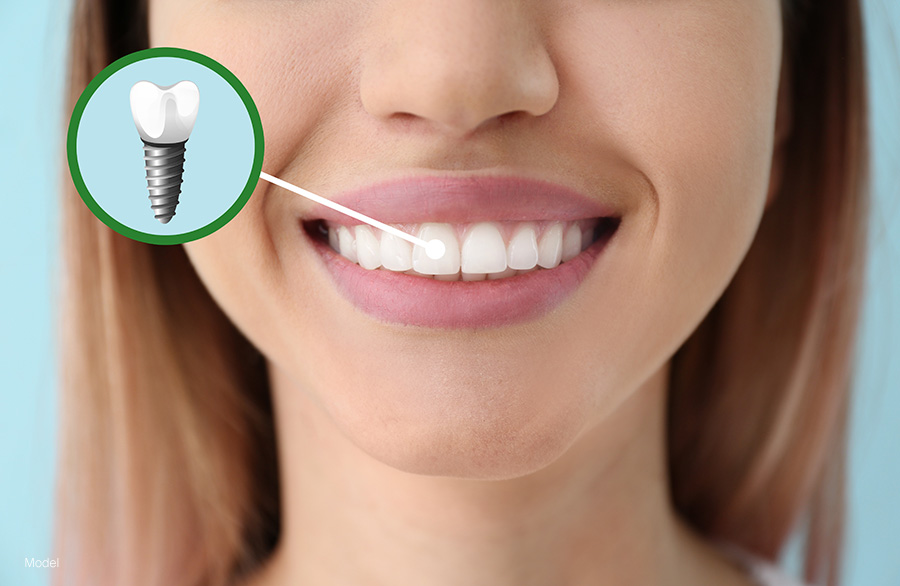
[715,542,811,586]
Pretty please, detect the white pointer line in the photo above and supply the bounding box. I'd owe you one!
[260,172,445,260]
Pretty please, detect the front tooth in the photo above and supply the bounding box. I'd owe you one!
[129,80,200,144]
[462,272,487,281]
[561,223,582,262]
[338,226,358,263]
[380,231,413,271]
[507,223,539,270]
[412,223,460,275]
[537,223,563,269]
[355,225,381,269]
[487,267,517,280]
[461,223,507,274]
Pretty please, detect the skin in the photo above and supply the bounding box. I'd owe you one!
[150,0,788,584]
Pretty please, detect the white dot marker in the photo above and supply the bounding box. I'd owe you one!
[425,239,446,260]
[259,172,440,257]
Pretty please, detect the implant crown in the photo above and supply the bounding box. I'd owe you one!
[129,80,200,144]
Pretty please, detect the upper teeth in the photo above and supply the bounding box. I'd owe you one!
[129,80,200,144]
[324,220,595,280]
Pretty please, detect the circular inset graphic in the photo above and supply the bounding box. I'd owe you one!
[68,47,264,244]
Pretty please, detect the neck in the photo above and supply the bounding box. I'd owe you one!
[250,363,742,586]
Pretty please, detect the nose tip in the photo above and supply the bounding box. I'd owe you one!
[359,1,559,137]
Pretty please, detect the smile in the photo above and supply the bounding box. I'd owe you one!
[312,218,615,280]
[299,175,622,328]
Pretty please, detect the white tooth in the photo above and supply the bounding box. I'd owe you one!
[405,269,434,279]
[461,223,507,274]
[507,223,539,270]
[562,223,582,262]
[355,225,381,270]
[435,272,461,281]
[328,226,340,253]
[380,231,413,271]
[537,223,563,269]
[462,272,487,281]
[487,267,518,280]
[338,226,358,263]
[412,223,460,275]
[129,80,200,144]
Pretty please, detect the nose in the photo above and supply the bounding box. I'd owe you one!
[359,0,559,137]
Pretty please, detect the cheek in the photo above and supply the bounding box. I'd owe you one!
[156,1,366,374]
[181,202,292,357]
[150,1,358,177]
[554,1,782,356]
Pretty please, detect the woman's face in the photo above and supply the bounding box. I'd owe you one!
[152,0,783,478]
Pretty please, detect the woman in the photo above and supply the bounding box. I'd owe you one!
[57,0,869,585]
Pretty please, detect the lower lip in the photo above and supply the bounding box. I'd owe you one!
[306,226,616,329]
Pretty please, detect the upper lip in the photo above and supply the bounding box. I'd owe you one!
[300,175,621,225]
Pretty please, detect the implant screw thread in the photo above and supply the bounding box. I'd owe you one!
[142,140,188,224]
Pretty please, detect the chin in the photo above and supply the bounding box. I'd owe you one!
[322,374,592,480]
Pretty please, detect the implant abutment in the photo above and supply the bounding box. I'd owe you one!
[142,139,187,224]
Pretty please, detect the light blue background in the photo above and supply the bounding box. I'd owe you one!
[76,56,255,236]
[1,2,897,585]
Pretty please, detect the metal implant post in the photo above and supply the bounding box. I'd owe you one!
[142,140,187,224]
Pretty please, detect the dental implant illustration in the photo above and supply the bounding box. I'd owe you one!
[129,80,200,224]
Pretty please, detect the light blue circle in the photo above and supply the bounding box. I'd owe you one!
[76,56,255,235]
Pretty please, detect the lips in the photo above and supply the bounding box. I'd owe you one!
[298,175,621,328]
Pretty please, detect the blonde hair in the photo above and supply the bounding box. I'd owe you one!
[56,1,870,584]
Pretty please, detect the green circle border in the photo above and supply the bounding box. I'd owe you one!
[67,47,264,245]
